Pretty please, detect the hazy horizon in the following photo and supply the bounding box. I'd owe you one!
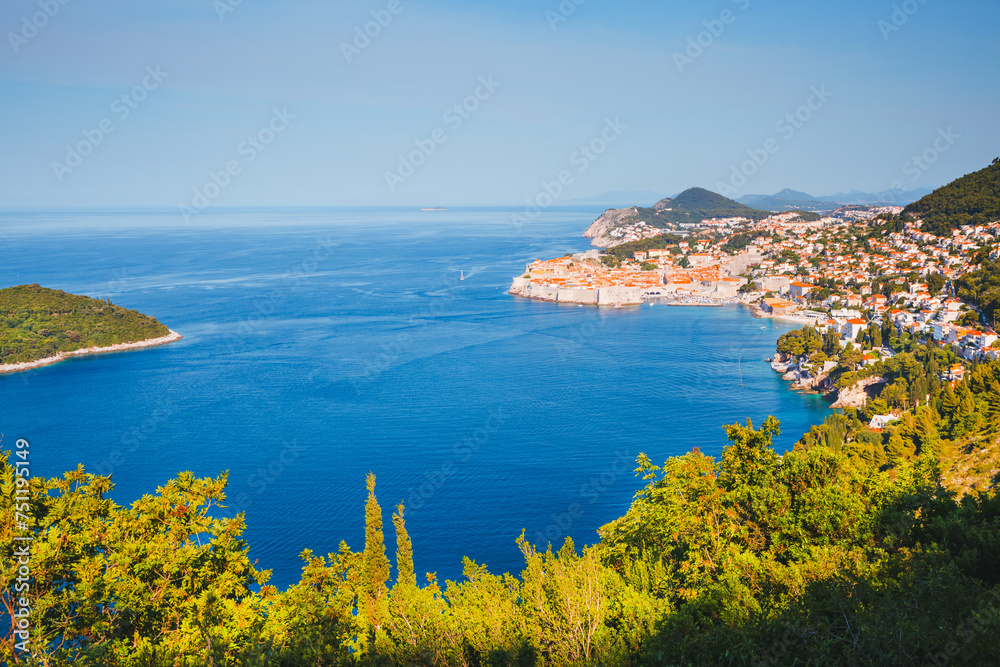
[2,0,997,210]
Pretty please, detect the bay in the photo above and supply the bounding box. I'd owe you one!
[0,207,830,586]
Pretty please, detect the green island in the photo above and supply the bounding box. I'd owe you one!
[0,284,171,368]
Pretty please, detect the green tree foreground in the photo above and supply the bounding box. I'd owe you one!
[3,417,999,665]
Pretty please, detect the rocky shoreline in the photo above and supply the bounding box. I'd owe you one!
[769,351,886,409]
[0,329,182,375]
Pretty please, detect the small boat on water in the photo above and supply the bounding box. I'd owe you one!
[460,270,465,281]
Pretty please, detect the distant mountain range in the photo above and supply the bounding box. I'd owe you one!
[737,187,933,212]
[571,186,934,212]
[580,160,1000,247]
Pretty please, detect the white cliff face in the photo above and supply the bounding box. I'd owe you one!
[770,353,795,373]
[771,350,890,409]
[582,207,641,248]
[771,353,833,390]
[830,376,888,409]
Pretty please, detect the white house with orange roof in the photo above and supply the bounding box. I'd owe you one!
[968,330,998,349]
[843,318,868,340]
[789,282,814,299]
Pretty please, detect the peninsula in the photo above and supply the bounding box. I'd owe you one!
[509,246,759,306]
[0,284,180,374]
[511,189,839,307]
[512,160,1000,322]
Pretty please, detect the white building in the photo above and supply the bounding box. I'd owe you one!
[870,414,899,430]
[843,318,868,340]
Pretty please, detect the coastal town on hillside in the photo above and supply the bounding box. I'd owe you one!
[510,206,1000,362]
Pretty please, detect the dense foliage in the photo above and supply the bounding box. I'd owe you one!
[0,284,168,365]
[600,233,686,263]
[775,326,823,358]
[721,231,769,254]
[903,158,1000,237]
[955,260,1000,326]
[776,319,999,497]
[4,389,1000,664]
[600,419,1000,665]
[797,351,998,473]
[786,210,822,222]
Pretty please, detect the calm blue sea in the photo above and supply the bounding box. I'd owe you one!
[0,207,830,587]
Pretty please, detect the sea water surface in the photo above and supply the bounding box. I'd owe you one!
[0,207,831,586]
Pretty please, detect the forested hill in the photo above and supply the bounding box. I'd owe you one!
[583,187,776,246]
[904,157,1000,236]
[955,260,1000,325]
[651,187,771,225]
[0,284,169,365]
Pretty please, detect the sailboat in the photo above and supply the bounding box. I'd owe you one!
[460,270,465,281]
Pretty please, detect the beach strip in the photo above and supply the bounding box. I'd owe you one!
[0,330,182,375]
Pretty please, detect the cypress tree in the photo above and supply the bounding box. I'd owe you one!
[885,428,909,464]
[939,385,962,438]
[917,408,941,456]
[392,502,416,588]
[882,320,894,347]
[363,472,389,630]
[828,420,843,453]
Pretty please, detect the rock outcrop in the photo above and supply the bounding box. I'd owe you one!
[770,353,795,373]
[582,207,642,248]
[770,355,841,392]
[830,376,888,409]
[771,352,889,408]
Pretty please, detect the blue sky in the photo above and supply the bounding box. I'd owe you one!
[0,0,997,207]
